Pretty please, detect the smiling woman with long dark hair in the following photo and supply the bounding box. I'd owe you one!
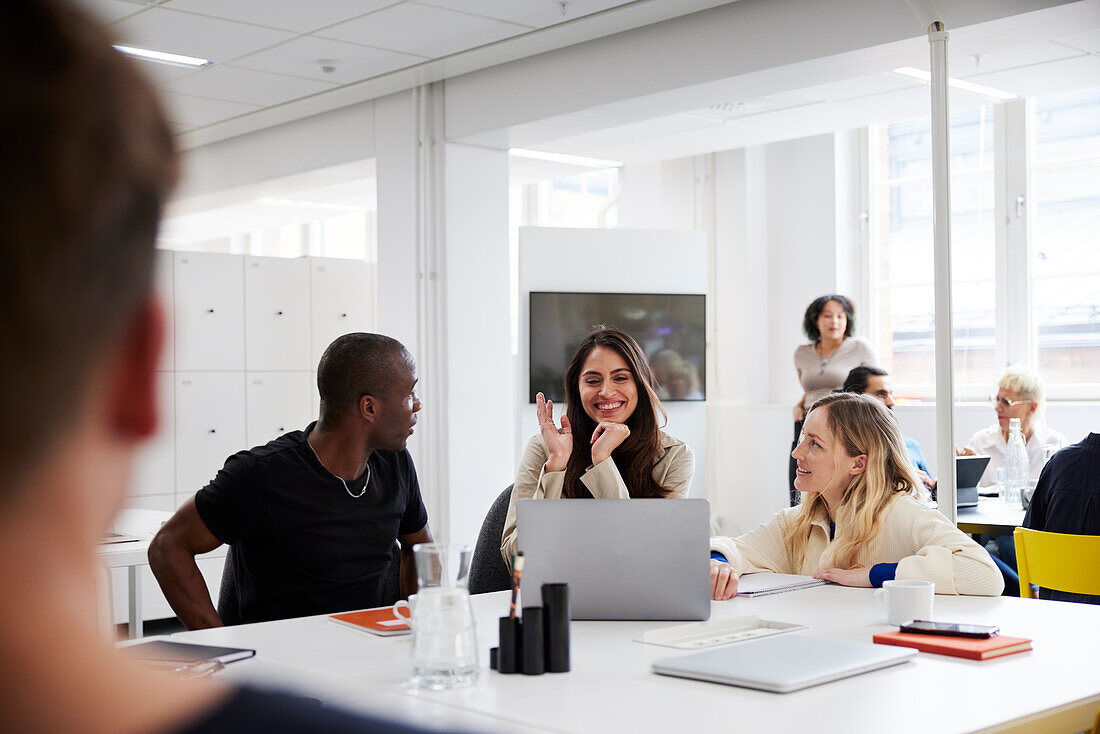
[500,328,695,568]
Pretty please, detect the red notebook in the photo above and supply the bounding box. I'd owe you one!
[873,631,1032,660]
[329,606,411,636]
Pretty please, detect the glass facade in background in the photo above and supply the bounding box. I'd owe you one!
[1030,86,1100,385]
[871,106,996,391]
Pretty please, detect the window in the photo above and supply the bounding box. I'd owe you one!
[1030,87,1100,386]
[869,106,996,394]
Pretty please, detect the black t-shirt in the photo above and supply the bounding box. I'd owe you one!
[195,423,428,623]
[171,687,453,734]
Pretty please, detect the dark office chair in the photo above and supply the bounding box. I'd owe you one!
[216,545,242,626]
[468,484,515,595]
[216,542,403,626]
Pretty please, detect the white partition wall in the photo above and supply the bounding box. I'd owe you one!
[517,227,708,500]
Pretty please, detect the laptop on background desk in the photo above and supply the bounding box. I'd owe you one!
[517,498,711,621]
[956,455,991,508]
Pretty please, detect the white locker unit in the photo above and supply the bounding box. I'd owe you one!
[246,372,314,447]
[245,256,312,371]
[130,374,175,497]
[121,494,176,513]
[154,250,175,372]
[175,372,246,502]
[310,258,372,367]
[173,252,245,371]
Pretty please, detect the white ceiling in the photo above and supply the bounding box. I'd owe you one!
[75,0,729,136]
[521,8,1100,165]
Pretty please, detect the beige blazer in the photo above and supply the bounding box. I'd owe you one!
[500,431,694,569]
[710,494,1003,596]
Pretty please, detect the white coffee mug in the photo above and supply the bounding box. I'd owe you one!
[393,593,417,627]
[873,579,934,626]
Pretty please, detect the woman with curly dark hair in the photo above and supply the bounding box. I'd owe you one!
[501,328,695,568]
[789,295,877,505]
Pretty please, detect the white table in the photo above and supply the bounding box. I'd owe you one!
[97,537,226,638]
[957,499,1027,536]
[170,586,1100,733]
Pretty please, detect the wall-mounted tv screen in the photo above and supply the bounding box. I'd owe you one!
[529,291,705,403]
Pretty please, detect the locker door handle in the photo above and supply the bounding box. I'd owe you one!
[207,429,216,434]
[339,313,347,318]
[206,308,215,314]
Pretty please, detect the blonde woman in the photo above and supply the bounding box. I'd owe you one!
[710,393,1003,600]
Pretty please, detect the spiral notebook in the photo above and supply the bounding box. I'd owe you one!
[736,573,826,597]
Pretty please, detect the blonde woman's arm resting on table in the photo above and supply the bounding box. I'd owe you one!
[709,509,797,600]
[895,503,1004,596]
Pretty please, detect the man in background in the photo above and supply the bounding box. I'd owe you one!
[843,366,935,492]
[0,1,452,731]
[150,333,433,628]
[1023,432,1100,604]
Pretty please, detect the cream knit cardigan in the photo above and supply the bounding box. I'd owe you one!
[710,494,1004,596]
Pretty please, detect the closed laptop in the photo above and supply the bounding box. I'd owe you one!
[652,634,917,693]
[517,498,711,621]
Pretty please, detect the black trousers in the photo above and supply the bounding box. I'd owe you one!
[788,420,802,507]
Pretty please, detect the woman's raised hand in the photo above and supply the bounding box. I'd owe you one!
[590,422,630,465]
[536,392,572,472]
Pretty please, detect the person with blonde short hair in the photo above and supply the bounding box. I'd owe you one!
[709,393,1003,600]
[958,365,1068,488]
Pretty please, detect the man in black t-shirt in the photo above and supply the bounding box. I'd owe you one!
[150,333,434,628]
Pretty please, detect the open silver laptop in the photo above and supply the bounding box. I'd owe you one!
[517,498,711,621]
[652,634,917,693]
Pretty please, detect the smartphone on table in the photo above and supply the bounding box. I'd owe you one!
[898,620,999,639]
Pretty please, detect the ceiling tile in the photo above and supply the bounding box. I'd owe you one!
[797,74,921,103]
[965,55,1100,100]
[317,3,524,58]
[128,56,205,85]
[72,0,150,24]
[111,7,296,63]
[161,66,337,107]
[231,35,424,83]
[952,41,1086,78]
[165,0,398,33]
[1051,29,1100,54]
[156,90,261,128]
[415,0,632,29]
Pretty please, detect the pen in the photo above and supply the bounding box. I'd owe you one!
[509,552,525,618]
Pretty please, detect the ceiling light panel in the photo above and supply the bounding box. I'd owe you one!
[316,3,525,59]
[165,0,396,34]
[161,66,338,107]
[230,35,425,83]
[111,8,295,64]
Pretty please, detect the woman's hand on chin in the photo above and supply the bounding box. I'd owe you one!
[590,421,630,465]
[710,560,739,600]
[813,566,872,588]
[536,392,572,472]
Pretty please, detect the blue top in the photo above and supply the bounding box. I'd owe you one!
[1023,432,1100,605]
[904,435,930,476]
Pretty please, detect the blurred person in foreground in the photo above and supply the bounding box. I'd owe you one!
[0,2,459,732]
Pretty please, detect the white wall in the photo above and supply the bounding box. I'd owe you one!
[517,227,708,500]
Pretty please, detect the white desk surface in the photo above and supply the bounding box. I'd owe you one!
[170,586,1100,733]
[96,538,226,568]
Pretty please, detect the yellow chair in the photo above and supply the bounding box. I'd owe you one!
[1013,527,1100,599]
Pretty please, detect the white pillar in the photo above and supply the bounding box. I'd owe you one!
[374,86,514,545]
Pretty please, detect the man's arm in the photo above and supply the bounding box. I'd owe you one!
[148,497,225,630]
[397,524,433,599]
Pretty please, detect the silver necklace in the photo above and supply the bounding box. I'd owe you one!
[307,439,370,499]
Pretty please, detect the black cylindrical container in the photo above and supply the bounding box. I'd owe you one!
[541,583,571,673]
[498,617,521,674]
[521,606,545,675]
